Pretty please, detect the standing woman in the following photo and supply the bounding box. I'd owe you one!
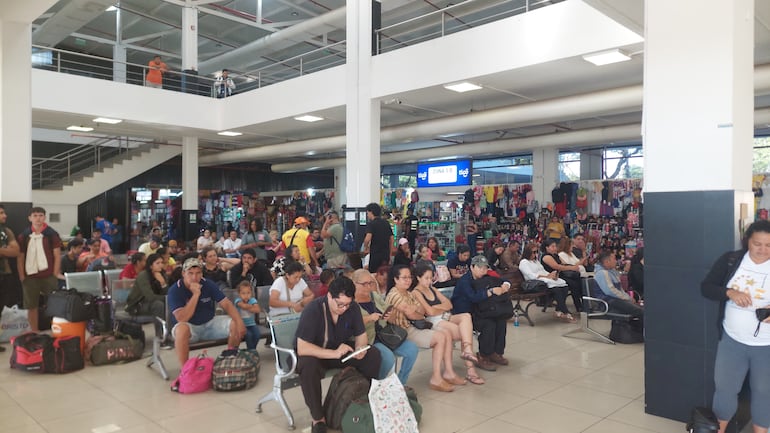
[412,264,485,385]
[702,220,770,433]
[385,264,465,392]
[126,253,168,317]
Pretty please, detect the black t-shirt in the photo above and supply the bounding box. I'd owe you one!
[295,297,365,350]
[203,266,228,284]
[230,261,273,288]
[447,255,470,276]
[366,218,392,257]
[61,253,78,275]
[404,215,419,238]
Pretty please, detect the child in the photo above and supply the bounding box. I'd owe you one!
[234,281,262,350]
[317,269,335,297]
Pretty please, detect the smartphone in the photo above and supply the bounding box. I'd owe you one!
[382,306,394,316]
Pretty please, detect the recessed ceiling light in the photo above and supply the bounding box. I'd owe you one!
[472,174,481,177]
[66,125,94,132]
[105,5,117,12]
[217,131,243,136]
[93,117,122,124]
[443,82,482,93]
[582,49,631,66]
[294,115,324,122]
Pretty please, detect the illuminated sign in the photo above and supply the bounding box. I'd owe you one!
[416,160,472,188]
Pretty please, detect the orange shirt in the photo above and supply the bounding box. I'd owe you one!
[146,60,167,84]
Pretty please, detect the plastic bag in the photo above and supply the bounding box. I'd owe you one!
[0,305,31,343]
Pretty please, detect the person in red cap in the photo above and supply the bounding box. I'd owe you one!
[278,216,319,268]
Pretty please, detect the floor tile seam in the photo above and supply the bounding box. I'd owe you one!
[457,415,532,432]
[559,380,642,400]
[429,392,532,418]
[531,394,623,420]
[0,401,48,432]
[600,416,665,433]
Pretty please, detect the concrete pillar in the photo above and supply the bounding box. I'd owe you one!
[345,0,380,207]
[643,0,754,428]
[113,4,126,83]
[532,148,559,205]
[181,137,199,241]
[580,149,603,180]
[334,166,346,210]
[181,1,198,71]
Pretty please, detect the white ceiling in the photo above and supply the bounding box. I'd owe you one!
[29,0,770,167]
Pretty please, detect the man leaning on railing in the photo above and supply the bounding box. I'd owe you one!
[214,69,236,98]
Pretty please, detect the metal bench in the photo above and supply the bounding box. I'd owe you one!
[563,277,632,344]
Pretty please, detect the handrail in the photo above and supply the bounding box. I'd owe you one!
[239,39,347,86]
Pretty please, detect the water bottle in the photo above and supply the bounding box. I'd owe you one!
[514,313,519,327]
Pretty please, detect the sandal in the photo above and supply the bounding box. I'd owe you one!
[429,380,454,392]
[460,343,479,364]
[443,375,467,386]
[555,312,577,323]
[466,367,485,385]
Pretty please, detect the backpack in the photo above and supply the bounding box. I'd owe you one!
[211,349,260,391]
[341,384,422,433]
[332,225,356,253]
[609,319,644,344]
[51,336,84,374]
[323,367,371,430]
[171,352,214,394]
[10,333,54,373]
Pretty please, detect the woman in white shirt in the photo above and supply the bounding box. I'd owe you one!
[519,243,575,323]
[197,229,214,252]
[268,261,314,316]
[557,238,588,277]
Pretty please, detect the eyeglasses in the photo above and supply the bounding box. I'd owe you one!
[355,280,375,286]
[397,276,412,280]
[333,300,351,309]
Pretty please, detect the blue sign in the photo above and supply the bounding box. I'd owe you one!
[417,160,472,188]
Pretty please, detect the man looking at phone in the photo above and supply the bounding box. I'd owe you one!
[296,277,381,433]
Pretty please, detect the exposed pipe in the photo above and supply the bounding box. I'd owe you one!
[270,124,642,172]
[197,6,346,74]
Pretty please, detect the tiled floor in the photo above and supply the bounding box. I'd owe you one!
[0,311,690,433]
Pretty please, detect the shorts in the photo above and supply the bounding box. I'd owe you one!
[23,276,57,309]
[406,326,434,349]
[172,315,232,343]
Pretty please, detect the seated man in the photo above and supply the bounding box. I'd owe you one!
[167,258,246,366]
[447,243,472,281]
[451,255,511,372]
[593,250,644,321]
[296,277,382,433]
[229,248,273,288]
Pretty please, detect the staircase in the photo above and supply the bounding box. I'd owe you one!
[32,143,181,205]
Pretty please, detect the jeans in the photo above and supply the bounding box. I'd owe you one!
[244,325,260,350]
[713,332,770,427]
[374,340,419,385]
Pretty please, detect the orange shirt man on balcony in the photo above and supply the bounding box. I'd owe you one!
[146,55,168,89]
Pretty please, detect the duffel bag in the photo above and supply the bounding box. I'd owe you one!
[10,332,54,373]
[50,336,84,374]
[46,289,95,322]
[114,319,145,345]
[211,349,260,391]
[341,384,422,433]
[85,333,144,365]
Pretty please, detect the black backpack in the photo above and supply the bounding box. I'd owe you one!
[323,367,371,430]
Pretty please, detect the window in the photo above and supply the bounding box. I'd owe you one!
[754,137,770,173]
[603,145,643,179]
[471,156,533,184]
[558,152,580,181]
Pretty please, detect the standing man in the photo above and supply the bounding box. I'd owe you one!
[296,277,381,433]
[363,203,394,272]
[167,258,246,366]
[214,69,236,98]
[321,210,347,269]
[0,205,20,314]
[110,218,123,254]
[145,55,168,89]
[280,216,319,267]
[17,207,62,333]
[94,214,112,245]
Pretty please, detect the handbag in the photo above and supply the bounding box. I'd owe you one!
[375,322,407,350]
[559,270,581,280]
[521,279,548,293]
[46,289,95,322]
[410,319,432,330]
[475,293,514,320]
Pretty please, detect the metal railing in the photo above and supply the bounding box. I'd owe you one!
[375,0,563,54]
[31,138,157,189]
[31,0,559,95]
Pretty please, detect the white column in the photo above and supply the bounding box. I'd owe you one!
[0,20,32,202]
[182,137,198,210]
[345,0,380,207]
[334,166,347,210]
[181,1,198,71]
[579,149,602,180]
[531,148,558,206]
[113,4,126,83]
[644,0,753,195]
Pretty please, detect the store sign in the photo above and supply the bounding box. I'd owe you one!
[416,160,472,188]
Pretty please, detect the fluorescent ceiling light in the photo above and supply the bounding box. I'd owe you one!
[105,5,117,11]
[446,192,465,195]
[583,49,631,66]
[294,115,324,122]
[93,117,122,124]
[443,82,482,93]
[66,125,94,132]
[217,131,242,137]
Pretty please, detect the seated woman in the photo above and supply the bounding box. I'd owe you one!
[119,252,145,280]
[541,239,583,313]
[485,241,505,273]
[385,264,465,392]
[427,237,446,261]
[412,264,485,385]
[373,265,390,296]
[414,244,436,273]
[269,261,314,316]
[519,243,576,323]
[628,247,644,297]
[393,238,413,266]
[125,253,168,317]
[196,229,214,252]
[200,246,234,289]
[270,244,312,280]
[557,238,588,277]
[352,269,418,384]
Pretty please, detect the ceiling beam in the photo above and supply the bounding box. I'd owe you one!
[122,29,177,44]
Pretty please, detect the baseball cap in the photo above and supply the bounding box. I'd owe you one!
[182,258,203,271]
[471,255,489,268]
[294,216,310,225]
[398,238,409,246]
[168,240,178,247]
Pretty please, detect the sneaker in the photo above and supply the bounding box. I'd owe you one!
[311,421,328,433]
[489,353,509,366]
[475,353,497,372]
